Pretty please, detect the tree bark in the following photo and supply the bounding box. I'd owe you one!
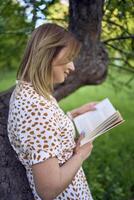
[0,0,108,199]
[54,0,108,101]
[0,87,34,199]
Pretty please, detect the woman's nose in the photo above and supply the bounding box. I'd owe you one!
[69,62,75,71]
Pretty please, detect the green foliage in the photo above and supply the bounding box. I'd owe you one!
[59,78,134,200]
[102,0,134,88]
[0,0,31,71]
[44,0,68,27]
[0,0,58,71]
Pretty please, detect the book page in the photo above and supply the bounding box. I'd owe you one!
[80,118,124,146]
[73,98,117,136]
[95,98,116,118]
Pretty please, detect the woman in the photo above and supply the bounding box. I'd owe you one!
[7,23,96,200]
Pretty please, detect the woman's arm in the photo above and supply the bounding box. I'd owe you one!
[32,141,93,200]
[68,102,98,118]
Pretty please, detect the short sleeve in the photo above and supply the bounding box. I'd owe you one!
[17,100,62,166]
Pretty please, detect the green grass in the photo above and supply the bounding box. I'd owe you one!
[0,69,134,199]
[59,80,134,200]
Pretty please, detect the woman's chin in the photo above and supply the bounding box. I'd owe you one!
[60,78,65,83]
[54,78,65,84]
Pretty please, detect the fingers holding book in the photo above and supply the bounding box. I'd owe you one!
[74,131,93,162]
[74,131,85,147]
[76,101,98,116]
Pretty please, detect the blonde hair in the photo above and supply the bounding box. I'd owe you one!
[17,23,81,100]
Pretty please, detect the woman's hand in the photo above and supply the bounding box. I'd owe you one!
[77,102,98,115]
[70,102,98,118]
[74,133,93,162]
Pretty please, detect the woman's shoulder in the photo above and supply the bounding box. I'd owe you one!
[11,80,56,110]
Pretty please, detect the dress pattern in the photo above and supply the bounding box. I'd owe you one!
[7,80,93,200]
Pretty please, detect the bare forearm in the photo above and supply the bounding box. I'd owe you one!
[59,152,83,191]
[42,153,83,200]
[40,140,93,200]
[68,102,97,119]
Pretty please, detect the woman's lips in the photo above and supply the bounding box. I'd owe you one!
[64,72,68,77]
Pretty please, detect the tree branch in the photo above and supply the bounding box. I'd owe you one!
[103,35,134,44]
[105,43,132,55]
[109,57,134,69]
[103,19,131,35]
[110,63,134,73]
[125,75,134,86]
[46,17,67,21]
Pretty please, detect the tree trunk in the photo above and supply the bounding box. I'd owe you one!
[0,87,34,199]
[0,0,108,199]
[54,0,108,101]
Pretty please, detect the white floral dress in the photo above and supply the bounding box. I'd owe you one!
[7,80,93,200]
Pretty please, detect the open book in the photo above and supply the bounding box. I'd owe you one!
[73,98,125,145]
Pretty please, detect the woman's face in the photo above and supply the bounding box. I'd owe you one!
[52,47,75,84]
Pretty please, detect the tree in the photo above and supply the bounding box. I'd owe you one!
[0,0,133,199]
